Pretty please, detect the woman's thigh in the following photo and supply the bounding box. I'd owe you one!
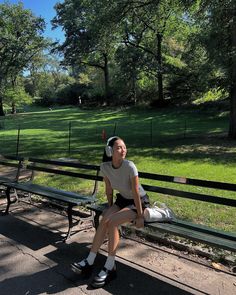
[101,204,120,222]
[108,207,137,227]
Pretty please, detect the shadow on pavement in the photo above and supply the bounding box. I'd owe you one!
[0,205,202,295]
[47,243,201,295]
[0,213,64,250]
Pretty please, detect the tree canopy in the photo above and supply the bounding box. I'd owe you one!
[0,1,236,139]
[0,2,47,115]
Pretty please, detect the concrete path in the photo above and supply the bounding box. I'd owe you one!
[0,199,235,295]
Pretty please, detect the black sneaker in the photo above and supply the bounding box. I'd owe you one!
[71,260,93,277]
[91,266,117,288]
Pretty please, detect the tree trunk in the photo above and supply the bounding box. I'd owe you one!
[228,3,236,139]
[131,70,137,104]
[103,53,110,103]
[157,33,164,102]
[11,103,16,114]
[0,97,5,116]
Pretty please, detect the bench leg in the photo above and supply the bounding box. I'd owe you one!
[4,187,18,215]
[64,205,73,242]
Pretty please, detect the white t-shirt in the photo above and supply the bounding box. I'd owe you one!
[100,159,146,199]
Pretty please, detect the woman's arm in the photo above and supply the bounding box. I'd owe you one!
[131,175,144,228]
[104,176,113,206]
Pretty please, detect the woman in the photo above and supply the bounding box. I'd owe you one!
[71,136,150,288]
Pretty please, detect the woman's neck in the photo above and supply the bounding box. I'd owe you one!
[112,158,123,169]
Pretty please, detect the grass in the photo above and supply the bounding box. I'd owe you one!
[0,105,235,232]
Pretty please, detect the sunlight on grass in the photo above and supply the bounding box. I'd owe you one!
[0,105,235,231]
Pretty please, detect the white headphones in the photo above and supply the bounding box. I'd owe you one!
[105,136,119,157]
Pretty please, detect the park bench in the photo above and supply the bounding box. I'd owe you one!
[87,170,236,253]
[2,158,100,241]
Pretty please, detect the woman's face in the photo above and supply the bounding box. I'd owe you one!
[112,139,127,160]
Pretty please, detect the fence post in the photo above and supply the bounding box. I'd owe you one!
[150,119,153,146]
[68,121,71,156]
[16,125,20,157]
[184,120,187,139]
[113,122,117,135]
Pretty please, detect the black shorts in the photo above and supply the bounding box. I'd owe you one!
[114,193,150,210]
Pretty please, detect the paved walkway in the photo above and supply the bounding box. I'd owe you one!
[0,199,235,295]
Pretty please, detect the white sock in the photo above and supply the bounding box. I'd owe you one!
[98,255,115,277]
[104,255,115,270]
[79,251,96,266]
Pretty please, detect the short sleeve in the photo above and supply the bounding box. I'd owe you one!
[128,161,138,177]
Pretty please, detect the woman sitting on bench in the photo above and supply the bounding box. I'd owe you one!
[71,136,150,288]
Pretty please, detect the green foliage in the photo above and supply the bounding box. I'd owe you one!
[4,86,32,107]
[194,88,228,105]
[0,1,48,115]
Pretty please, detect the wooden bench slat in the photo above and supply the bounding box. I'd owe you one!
[172,219,236,241]
[142,185,236,207]
[26,165,103,181]
[0,161,21,169]
[145,222,236,252]
[28,158,100,170]
[5,182,96,206]
[139,171,236,191]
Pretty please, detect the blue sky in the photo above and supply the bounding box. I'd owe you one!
[0,0,65,42]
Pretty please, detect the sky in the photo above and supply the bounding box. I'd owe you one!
[0,0,65,42]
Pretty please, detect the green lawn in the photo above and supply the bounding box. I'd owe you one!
[0,105,235,232]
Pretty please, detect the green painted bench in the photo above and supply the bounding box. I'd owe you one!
[2,158,100,241]
[88,171,236,252]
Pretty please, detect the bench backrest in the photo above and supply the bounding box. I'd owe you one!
[139,172,236,207]
[17,158,236,208]
[26,158,102,196]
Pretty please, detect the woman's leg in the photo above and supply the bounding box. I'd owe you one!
[90,207,137,288]
[107,207,136,256]
[90,204,120,253]
[71,205,121,274]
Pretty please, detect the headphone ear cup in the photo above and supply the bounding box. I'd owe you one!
[105,146,113,157]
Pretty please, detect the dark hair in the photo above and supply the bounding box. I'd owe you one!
[102,136,121,162]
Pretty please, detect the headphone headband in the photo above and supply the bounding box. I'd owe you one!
[106,136,119,146]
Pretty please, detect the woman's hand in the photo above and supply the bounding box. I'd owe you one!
[134,216,144,228]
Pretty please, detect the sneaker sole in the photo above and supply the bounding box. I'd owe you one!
[91,272,117,288]
[71,264,82,274]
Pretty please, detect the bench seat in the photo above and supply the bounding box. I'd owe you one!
[4,182,96,206]
[146,221,236,252]
[87,203,236,252]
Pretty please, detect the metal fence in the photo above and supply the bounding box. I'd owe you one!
[0,112,227,158]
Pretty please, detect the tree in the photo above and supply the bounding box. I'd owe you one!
[0,2,47,115]
[84,0,194,104]
[52,0,119,103]
[4,84,32,114]
[190,0,236,138]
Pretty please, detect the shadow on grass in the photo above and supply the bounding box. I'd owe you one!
[0,107,235,168]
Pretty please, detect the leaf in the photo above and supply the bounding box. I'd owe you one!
[211,262,222,270]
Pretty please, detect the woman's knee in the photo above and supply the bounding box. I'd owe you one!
[106,217,121,229]
[99,215,111,227]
